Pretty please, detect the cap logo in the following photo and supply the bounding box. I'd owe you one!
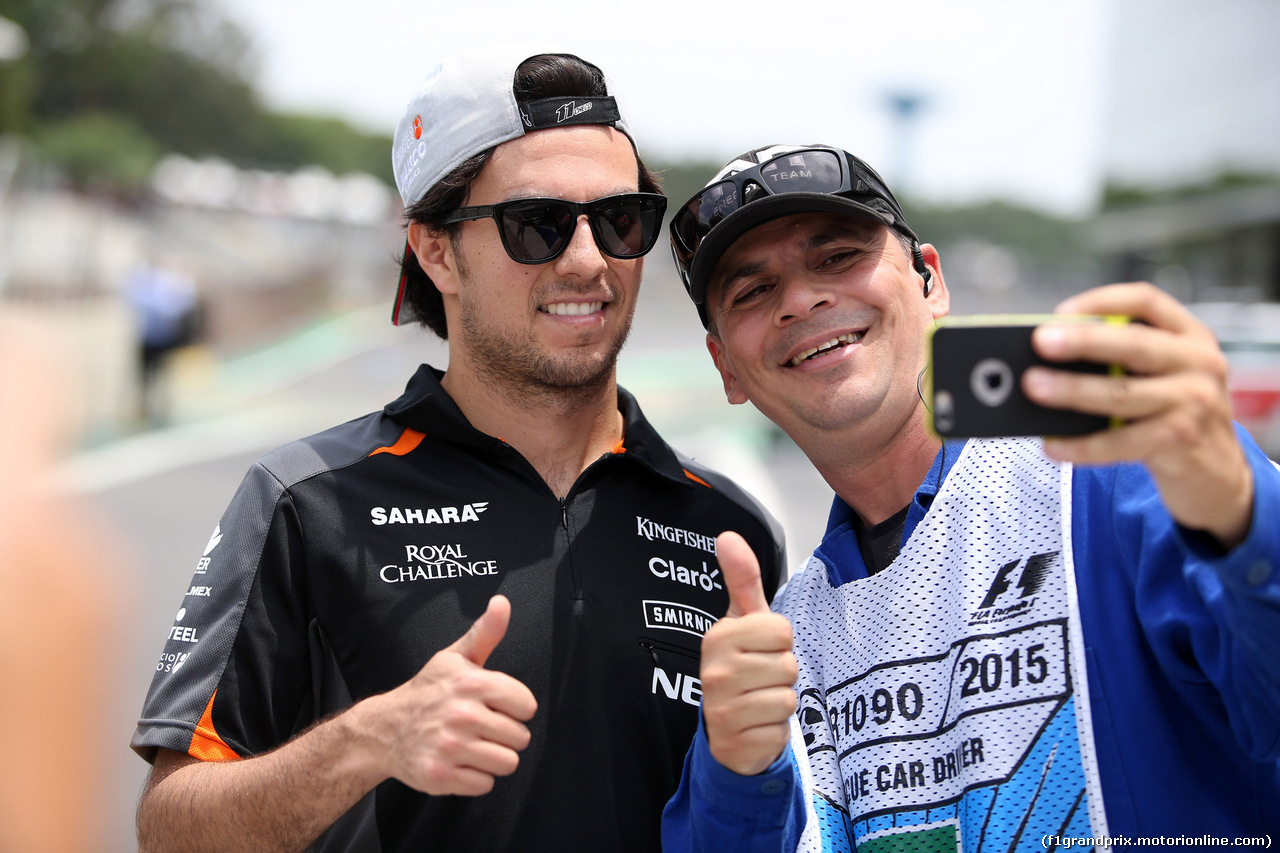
[555,100,593,123]
[412,115,422,140]
[518,95,620,131]
[763,165,816,185]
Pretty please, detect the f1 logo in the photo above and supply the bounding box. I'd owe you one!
[979,552,1056,609]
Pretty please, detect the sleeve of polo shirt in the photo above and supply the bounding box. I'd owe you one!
[131,461,314,763]
[661,713,804,853]
[1080,424,1280,761]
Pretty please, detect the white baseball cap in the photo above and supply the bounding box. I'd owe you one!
[390,43,638,324]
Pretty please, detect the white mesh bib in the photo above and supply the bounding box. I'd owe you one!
[780,438,1107,852]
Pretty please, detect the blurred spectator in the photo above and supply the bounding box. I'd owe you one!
[0,316,127,852]
[125,258,202,426]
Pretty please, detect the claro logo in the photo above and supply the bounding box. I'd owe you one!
[371,503,489,525]
[649,556,722,591]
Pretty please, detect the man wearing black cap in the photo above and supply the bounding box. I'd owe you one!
[130,46,783,853]
[660,144,1280,851]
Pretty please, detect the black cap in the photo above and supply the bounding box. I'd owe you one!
[670,144,917,326]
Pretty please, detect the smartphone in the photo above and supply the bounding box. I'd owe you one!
[927,315,1127,439]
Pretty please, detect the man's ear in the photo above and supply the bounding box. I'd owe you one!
[706,334,750,406]
[920,242,949,320]
[408,221,460,296]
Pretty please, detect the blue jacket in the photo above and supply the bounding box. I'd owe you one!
[664,430,1280,851]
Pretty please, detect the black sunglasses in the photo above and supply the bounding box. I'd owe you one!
[443,193,667,264]
[669,148,900,271]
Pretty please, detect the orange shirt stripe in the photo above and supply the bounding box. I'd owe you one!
[683,469,711,489]
[369,428,426,457]
[189,691,239,762]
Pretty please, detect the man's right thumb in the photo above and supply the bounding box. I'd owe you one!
[717,532,768,618]
[450,594,511,666]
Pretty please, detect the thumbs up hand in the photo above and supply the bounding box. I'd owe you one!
[364,595,539,796]
[700,532,798,776]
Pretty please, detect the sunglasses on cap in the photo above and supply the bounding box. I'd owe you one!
[669,147,903,279]
[443,193,667,264]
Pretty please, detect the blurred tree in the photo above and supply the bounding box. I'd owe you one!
[0,0,391,190]
[1,0,255,136]
[259,113,394,185]
[1102,170,1280,211]
[31,110,159,192]
[0,11,31,130]
[651,159,726,212]
[903,199,1096,273]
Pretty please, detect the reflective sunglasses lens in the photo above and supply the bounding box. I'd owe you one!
[671,205,699,257]
[593,196,662,257]
[673,180,738,255]
[501,201,574,261]
[757,150,843,194]
[675,150,844,254]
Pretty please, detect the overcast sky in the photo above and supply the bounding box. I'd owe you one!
[214,0,1111,216]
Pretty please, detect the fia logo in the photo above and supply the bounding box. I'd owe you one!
[968,551,1057,625]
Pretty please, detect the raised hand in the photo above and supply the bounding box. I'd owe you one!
[699,531,798,775]
[1024,282,1254,548]
[370,595,539,796]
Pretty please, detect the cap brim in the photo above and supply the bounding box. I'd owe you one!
[687,193,899,307]
[392,239,418,326]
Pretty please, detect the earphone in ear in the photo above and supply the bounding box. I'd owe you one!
[912,242,933,297]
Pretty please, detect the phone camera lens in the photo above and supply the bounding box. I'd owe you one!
[971,358,1014,407]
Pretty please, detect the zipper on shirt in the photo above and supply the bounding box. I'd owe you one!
[638,638,700,665]
[497,441,622,607]
[558,449,625,607]
[638,640,661,666]
[559,496,585,615]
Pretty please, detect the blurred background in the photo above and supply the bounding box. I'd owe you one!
[0,0,1276,849]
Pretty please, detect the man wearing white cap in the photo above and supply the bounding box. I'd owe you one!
[131,46,783,852]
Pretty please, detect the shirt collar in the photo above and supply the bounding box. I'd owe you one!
[816,439,967,586]
[383,364,692,487]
